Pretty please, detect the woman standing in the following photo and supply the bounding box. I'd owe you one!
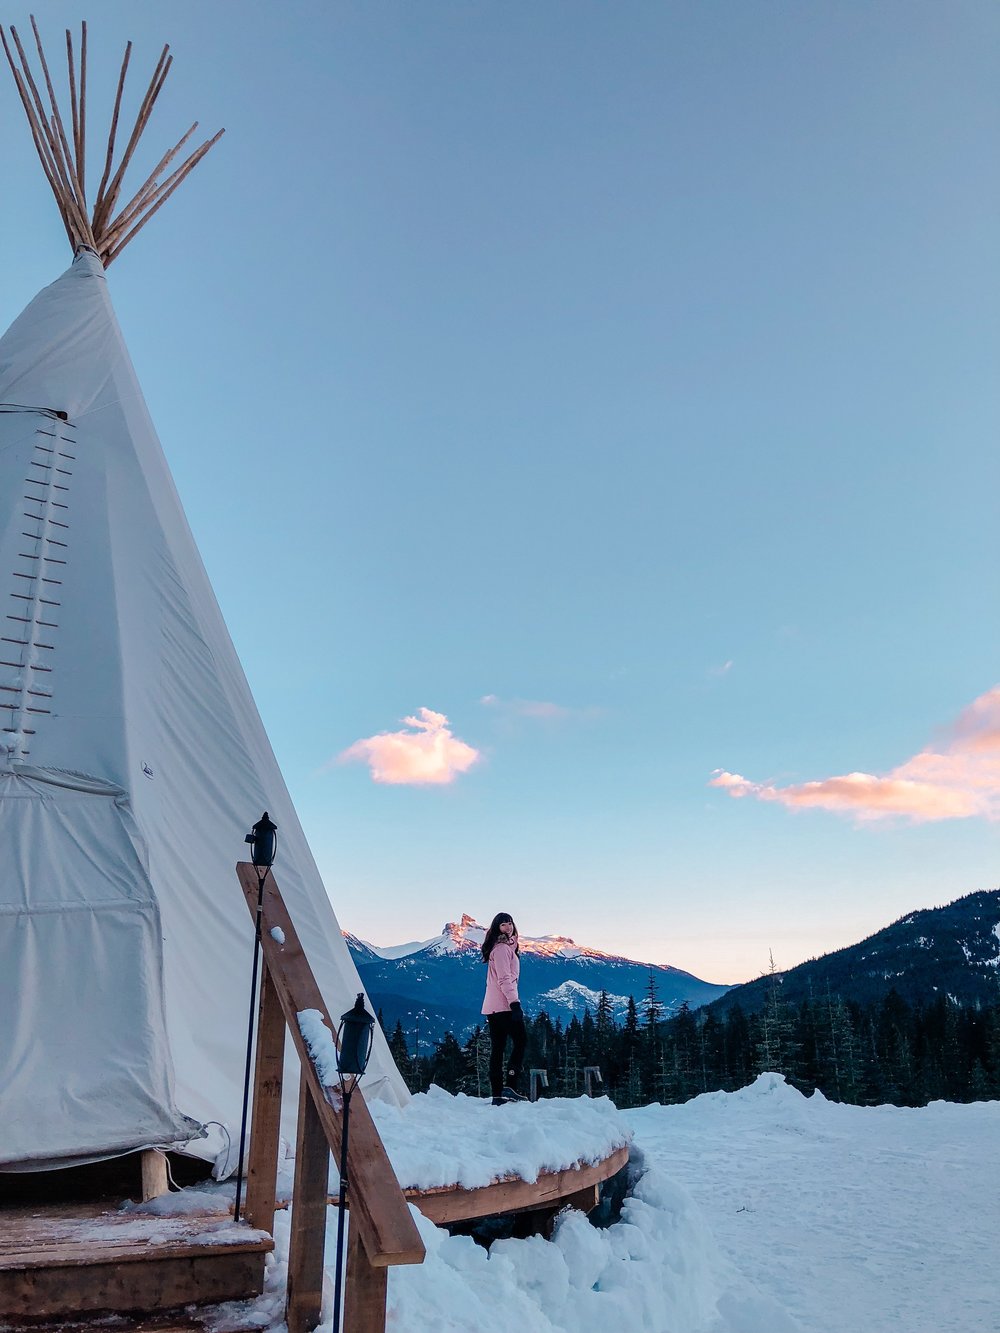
[481,912,528,1104]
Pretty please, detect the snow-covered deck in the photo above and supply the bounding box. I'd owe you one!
[369,1087,631,1194]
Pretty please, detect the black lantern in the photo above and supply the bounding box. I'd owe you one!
[331,992,376,1333]
[245,811,277,871]
[337,993,375,1080]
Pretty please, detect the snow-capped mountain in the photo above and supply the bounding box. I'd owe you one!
[346,914,732,1042]
[536,980,632,1018]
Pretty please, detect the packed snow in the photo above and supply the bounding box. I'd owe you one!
[194,1076,998,1333]
[269,926,285,945]
[297,1009,340,1086]
[366,1086,629,1191]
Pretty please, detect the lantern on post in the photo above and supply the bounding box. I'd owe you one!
[247,810,278,873]
[234,811,278,1224]
[331,992,375,1333]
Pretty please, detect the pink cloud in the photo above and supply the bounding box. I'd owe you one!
[340,707,480,786]
[710,685,1000,823]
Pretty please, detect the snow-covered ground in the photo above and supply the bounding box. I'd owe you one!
[195,1075,999,1333]
[625,1074,1000,1333]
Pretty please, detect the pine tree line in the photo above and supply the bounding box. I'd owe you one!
[379,969,1000,1108]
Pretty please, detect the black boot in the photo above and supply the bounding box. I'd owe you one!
[501,1069,528,1101]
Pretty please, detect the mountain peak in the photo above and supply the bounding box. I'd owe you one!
[433,915,486,954]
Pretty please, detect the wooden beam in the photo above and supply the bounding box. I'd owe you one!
[559,1183,600,1215]
[244,962,286,1235]
[405,1143,629,1225]
[235,864,424,1270]
[0,1251,265,1319]
[286,1081,328,1333]
[344,1222,388,1333]
[0,1205,272,1319]
[140,1150,169,1202]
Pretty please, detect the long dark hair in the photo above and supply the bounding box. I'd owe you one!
[481,911,520,962]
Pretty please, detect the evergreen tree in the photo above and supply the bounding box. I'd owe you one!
[429,1032,465,1092]
[462,1025,491,1098]
[388,1019,411,1085]
[754,951,797,1078]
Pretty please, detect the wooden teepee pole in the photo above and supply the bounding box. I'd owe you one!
[92,39,131,225]
[92,44,171,236]
[1,26,78,246]
[28,16,91,237]
[3,17,223,264]
[100,121,199,249]
[64,22,88,202]
[104,130,224,265]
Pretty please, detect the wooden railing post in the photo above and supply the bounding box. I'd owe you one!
[245,963,286,1234]
[286,1079,329,1333]
[235,863,425,1333]
[344,1225,389,1333]
[234,863,424,1271]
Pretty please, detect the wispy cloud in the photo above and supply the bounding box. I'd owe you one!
[710,685,1000,823]
[481,694,569,719]
[340,707,480,786]
[480,694,601,721]
[708,660,734,678]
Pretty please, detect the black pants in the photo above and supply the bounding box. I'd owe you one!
[486,1010,527,1097]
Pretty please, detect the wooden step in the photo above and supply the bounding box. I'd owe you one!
[0,1202,273,1322]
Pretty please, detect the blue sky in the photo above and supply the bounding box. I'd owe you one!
[1,2,998,981]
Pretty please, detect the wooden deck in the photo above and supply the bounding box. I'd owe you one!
[0,1200,272,1325]
[0,1140,629,1330]
[405,1142,630,1224]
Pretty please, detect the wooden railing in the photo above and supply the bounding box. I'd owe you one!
[236,863,425,1333]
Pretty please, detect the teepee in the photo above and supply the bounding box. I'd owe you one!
[0,21,408,1174]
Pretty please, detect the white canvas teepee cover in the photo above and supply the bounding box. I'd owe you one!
[0,250,409,1172]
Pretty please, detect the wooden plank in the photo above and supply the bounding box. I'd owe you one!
[286,1080,328,1333]
[344,1222,388,1333]
[0,1249,265,1319]
[245,961,286,1235]
[141,1150,169,1202]
[406,1144,630,1225]
[0,1231,272,1269]
[236,863,424,1269]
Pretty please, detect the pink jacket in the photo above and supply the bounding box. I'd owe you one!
[482,938,520,1014]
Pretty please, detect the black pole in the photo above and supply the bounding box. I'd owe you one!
[332,1086,353,1333]
[233,867,267,1223]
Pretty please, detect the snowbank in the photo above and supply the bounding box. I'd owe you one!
[383,1161,798,1333]
[625,1073,1000,1333]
